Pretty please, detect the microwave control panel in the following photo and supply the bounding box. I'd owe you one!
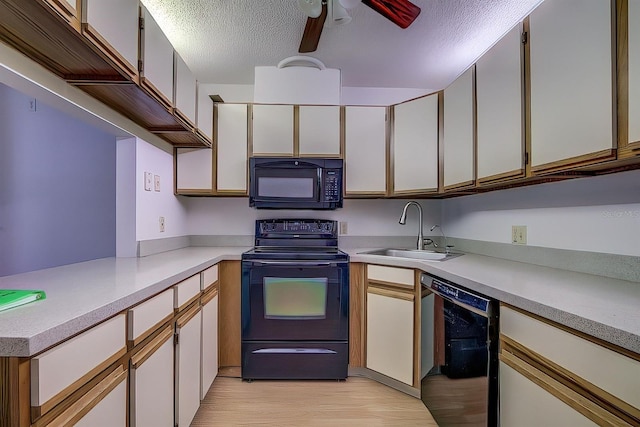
[323,170,341,201]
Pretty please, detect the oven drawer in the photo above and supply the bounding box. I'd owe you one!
[242,341,348,380]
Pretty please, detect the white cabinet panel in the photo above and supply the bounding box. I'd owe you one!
[345,106,387,194]
[127,288,174,345]
[476,24,524,181]
[31,314,126,410]
[366,292,413,385]
[393,94,439,193]
[175,53,197,126]
[298,105,341,156]
[443,67,475,188]
[201,264,219,291]
[629,0,640,144]
[83,0,139,71]
[175,307,202,427]
[174,274,201,311]
[201,292,218,400]
[140,7,174,105]
[176,148,213,191]
[130,329,174,427]
[500,361,598,427]
[529,0,613,168]
[216,104,248,192]
[367,265,414,287]
[74,371,127,427]
[252,104,294,155]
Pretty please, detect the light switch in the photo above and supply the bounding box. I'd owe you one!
[144,172,152,191]
[154,175,160,192]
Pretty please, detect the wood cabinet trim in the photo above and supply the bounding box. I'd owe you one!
[349,263,366,368]
[0,357,30,427]
[501,335,640,424]
[367,285,414,302]
[201,287,219,306]
[500,349,633,427]
[130,326,173,369]
[219,261,241,368]
[36,364,126,427]
[127,312,174,349]
[476,168,525,185]
[412,269,421,388]
[531,149,617,175]
[367,278,414,292]
[176,303,201,328]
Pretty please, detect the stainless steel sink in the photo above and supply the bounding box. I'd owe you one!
[358,248,462,261]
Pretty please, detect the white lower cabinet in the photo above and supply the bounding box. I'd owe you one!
[201,289,219,400]
[175,305,203,426]
[367,291,414,385]
[499,360,598,427]
[130,327,174,427]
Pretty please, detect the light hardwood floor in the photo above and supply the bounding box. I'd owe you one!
[191,376,438,426]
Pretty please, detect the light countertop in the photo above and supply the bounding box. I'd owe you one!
[1,246,638,357]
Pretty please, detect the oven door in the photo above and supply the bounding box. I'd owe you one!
[241,260,349,341]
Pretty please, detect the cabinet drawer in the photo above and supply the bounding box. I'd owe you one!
[127,288,174,346]
[201,264,219,291]
[501,306,640,413]
[174,274,201,311]
[31,314,126,416]
[367,265,414,288]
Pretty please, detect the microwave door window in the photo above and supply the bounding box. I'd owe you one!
[258,177,315,199]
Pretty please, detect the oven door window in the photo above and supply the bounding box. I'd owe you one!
[264,277,328,320]
[242,263,348,341]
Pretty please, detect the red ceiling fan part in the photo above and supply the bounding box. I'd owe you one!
[362,0,421,29]
[299,3,328,53]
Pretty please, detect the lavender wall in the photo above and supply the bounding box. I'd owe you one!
[0,84,117,276]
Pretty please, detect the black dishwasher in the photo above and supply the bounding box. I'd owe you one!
[420,273,499,426]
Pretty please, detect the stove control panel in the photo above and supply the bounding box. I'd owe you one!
[257,219,337,236]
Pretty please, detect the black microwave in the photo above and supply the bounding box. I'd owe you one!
[249,157,343,210]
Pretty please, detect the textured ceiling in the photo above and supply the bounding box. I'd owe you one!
[140,0,543,92]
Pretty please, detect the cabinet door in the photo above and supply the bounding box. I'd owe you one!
[47,365,128,427]
[215,104,248,194]
[175,148,214,194]
[298,105,341,157]
[476,24,525,184]
[529,0,614,173]
[366,291,414,385]
[175,52,197,127]
[443,67,475,190]
[127,288,174,346]
[140,6,174,108]
[130,327,174,427]
[82,0,139,78]
[344,106,387,195]
[621,0,640,157]
[252,104,294,156]
[392,94,439,194]
[500,360,599,427]
[201,291,218,399]
[175,306,202,427]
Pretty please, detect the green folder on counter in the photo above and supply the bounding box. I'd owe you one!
[0,289,46,312]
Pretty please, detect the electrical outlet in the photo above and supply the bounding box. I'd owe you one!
[512,225,527,245]
[144,172,152,191]
[159,216,165,232]
[154,175,160,192]
[339,221,348,235]
[28,98,37,112]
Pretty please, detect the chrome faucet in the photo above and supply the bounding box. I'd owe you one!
[399,201,426,250]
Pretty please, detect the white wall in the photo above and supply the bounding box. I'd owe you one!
[135,138,188,241]
[442,170,640,256]
[186,198,441,238]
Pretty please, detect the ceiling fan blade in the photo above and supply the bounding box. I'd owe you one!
[299,2,328,53]
[362,0,421,29]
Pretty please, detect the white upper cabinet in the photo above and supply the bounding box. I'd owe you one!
[392,94,439,194]
[528,0,614,172]
[140,6,174,107]
[298,105,341,157]
[175,148,214,193]
[344,106,387,195]
[216,103,248,193]
[443,67,475,189]
[627,0,640,150]
[82,0,139,77]
[174,52,198,127]
[476,24,524,183]
[252,104,294,156]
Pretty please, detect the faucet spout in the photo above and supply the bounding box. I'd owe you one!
[399,201,425,250]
